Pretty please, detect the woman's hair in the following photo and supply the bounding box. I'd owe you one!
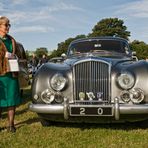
[0,16,10,25]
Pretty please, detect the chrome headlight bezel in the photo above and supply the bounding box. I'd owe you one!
[50,73,67,91]
[130,88,144,103]
[41,89,55,104]
[117,72,135,90]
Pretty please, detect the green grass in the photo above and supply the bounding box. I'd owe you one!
[0,87,148,148]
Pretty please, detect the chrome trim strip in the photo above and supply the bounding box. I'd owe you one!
[63,98,69,119]
[28,104,64,114]
[119,104,148,114]
[73,58,110,65]
[29,103,148,119]
[114,98,120,120]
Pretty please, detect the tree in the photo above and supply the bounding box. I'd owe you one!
[88,18,130,40]
[35,47,48,58]
[25,50,30,60]
[49,34,86,58]
[130,40,148,59]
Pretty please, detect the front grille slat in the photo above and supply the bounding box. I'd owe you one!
[73,60,111,104]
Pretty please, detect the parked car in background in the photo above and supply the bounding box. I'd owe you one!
[27,62,41,77]
[49,57,65,63]
[29,37,148,126]
[27,63,33,74]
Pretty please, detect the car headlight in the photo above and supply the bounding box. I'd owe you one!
[41,89,55,104]
[130,88,144,103]
[117,72,135,90]
[50,73,67,91]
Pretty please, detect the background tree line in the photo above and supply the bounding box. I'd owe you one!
[27,18,148,60]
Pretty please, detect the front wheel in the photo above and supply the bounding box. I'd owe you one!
[40,119,53,127]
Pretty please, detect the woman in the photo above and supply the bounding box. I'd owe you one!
[0,16,22,132]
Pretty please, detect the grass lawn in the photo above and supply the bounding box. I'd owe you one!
[0,86,148,148]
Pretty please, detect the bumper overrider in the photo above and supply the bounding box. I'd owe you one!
[28,98,148,120]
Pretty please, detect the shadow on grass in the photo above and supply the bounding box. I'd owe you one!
[47,120,148,130]
[15,117,41,129]
[21,86,32,104]
[2,113,147,131]
[14,115,148,131]
[0,117,40,131]
[1,108,28,119]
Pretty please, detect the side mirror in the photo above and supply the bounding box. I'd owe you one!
[61,53,67,58]
[131,51,138,61]
[132,51,136,56]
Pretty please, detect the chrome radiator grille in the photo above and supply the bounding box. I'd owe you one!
[73,60,111,103]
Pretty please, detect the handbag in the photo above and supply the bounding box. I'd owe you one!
[8,55,20,72]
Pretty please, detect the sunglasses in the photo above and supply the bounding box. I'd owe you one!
[1,23,11,28]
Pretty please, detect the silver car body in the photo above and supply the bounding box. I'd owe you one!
[29,37,148,123]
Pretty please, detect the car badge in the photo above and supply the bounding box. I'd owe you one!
[79,92,85,100]
[86,92,95,100]
[97,92,103,101]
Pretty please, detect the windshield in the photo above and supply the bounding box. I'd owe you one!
[68,39,129,55]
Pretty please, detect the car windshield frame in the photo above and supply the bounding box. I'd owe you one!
[68,39,130,56]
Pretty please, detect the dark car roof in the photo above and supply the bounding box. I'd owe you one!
[69,36,128,46]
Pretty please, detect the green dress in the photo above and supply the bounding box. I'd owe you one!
[0,36,22,107]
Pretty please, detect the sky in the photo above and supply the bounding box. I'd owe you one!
[0,0,148,51]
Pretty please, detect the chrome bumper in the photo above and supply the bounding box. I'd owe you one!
[28,98,148,120]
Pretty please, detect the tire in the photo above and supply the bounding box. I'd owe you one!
[40,119,53,127]
[139,119,148,128]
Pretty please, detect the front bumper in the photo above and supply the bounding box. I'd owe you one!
[28,98,148,120]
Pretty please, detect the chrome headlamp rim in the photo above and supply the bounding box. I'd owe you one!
[130,88,144,103]
[117,72,135,90]
[120,90,131,103]
[41,89,55,104]
[50,73,67,91]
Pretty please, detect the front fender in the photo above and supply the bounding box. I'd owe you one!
[31,63,73,103]
[111,60,148,102]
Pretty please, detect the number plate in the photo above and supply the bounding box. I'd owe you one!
[70,106,113,116]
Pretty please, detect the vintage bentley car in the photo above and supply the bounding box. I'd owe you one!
[29,37,148,125]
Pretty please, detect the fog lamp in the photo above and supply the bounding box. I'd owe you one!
[130,88,144,103]
[41,89,55,104]
[120,91,131,103]
[54,93,64,103]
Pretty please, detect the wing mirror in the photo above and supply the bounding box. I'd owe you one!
[132,51,138,61]
[132,51,136,56]
[61,53,67,59]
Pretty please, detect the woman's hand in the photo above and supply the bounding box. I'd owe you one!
[5,52,15,59]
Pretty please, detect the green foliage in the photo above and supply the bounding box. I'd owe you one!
[35,47,48,58]
[49,49,58,59]
[130,40,148,59]
[25,50,30,60]
[49,34,86,58]
[88,18,130,39]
